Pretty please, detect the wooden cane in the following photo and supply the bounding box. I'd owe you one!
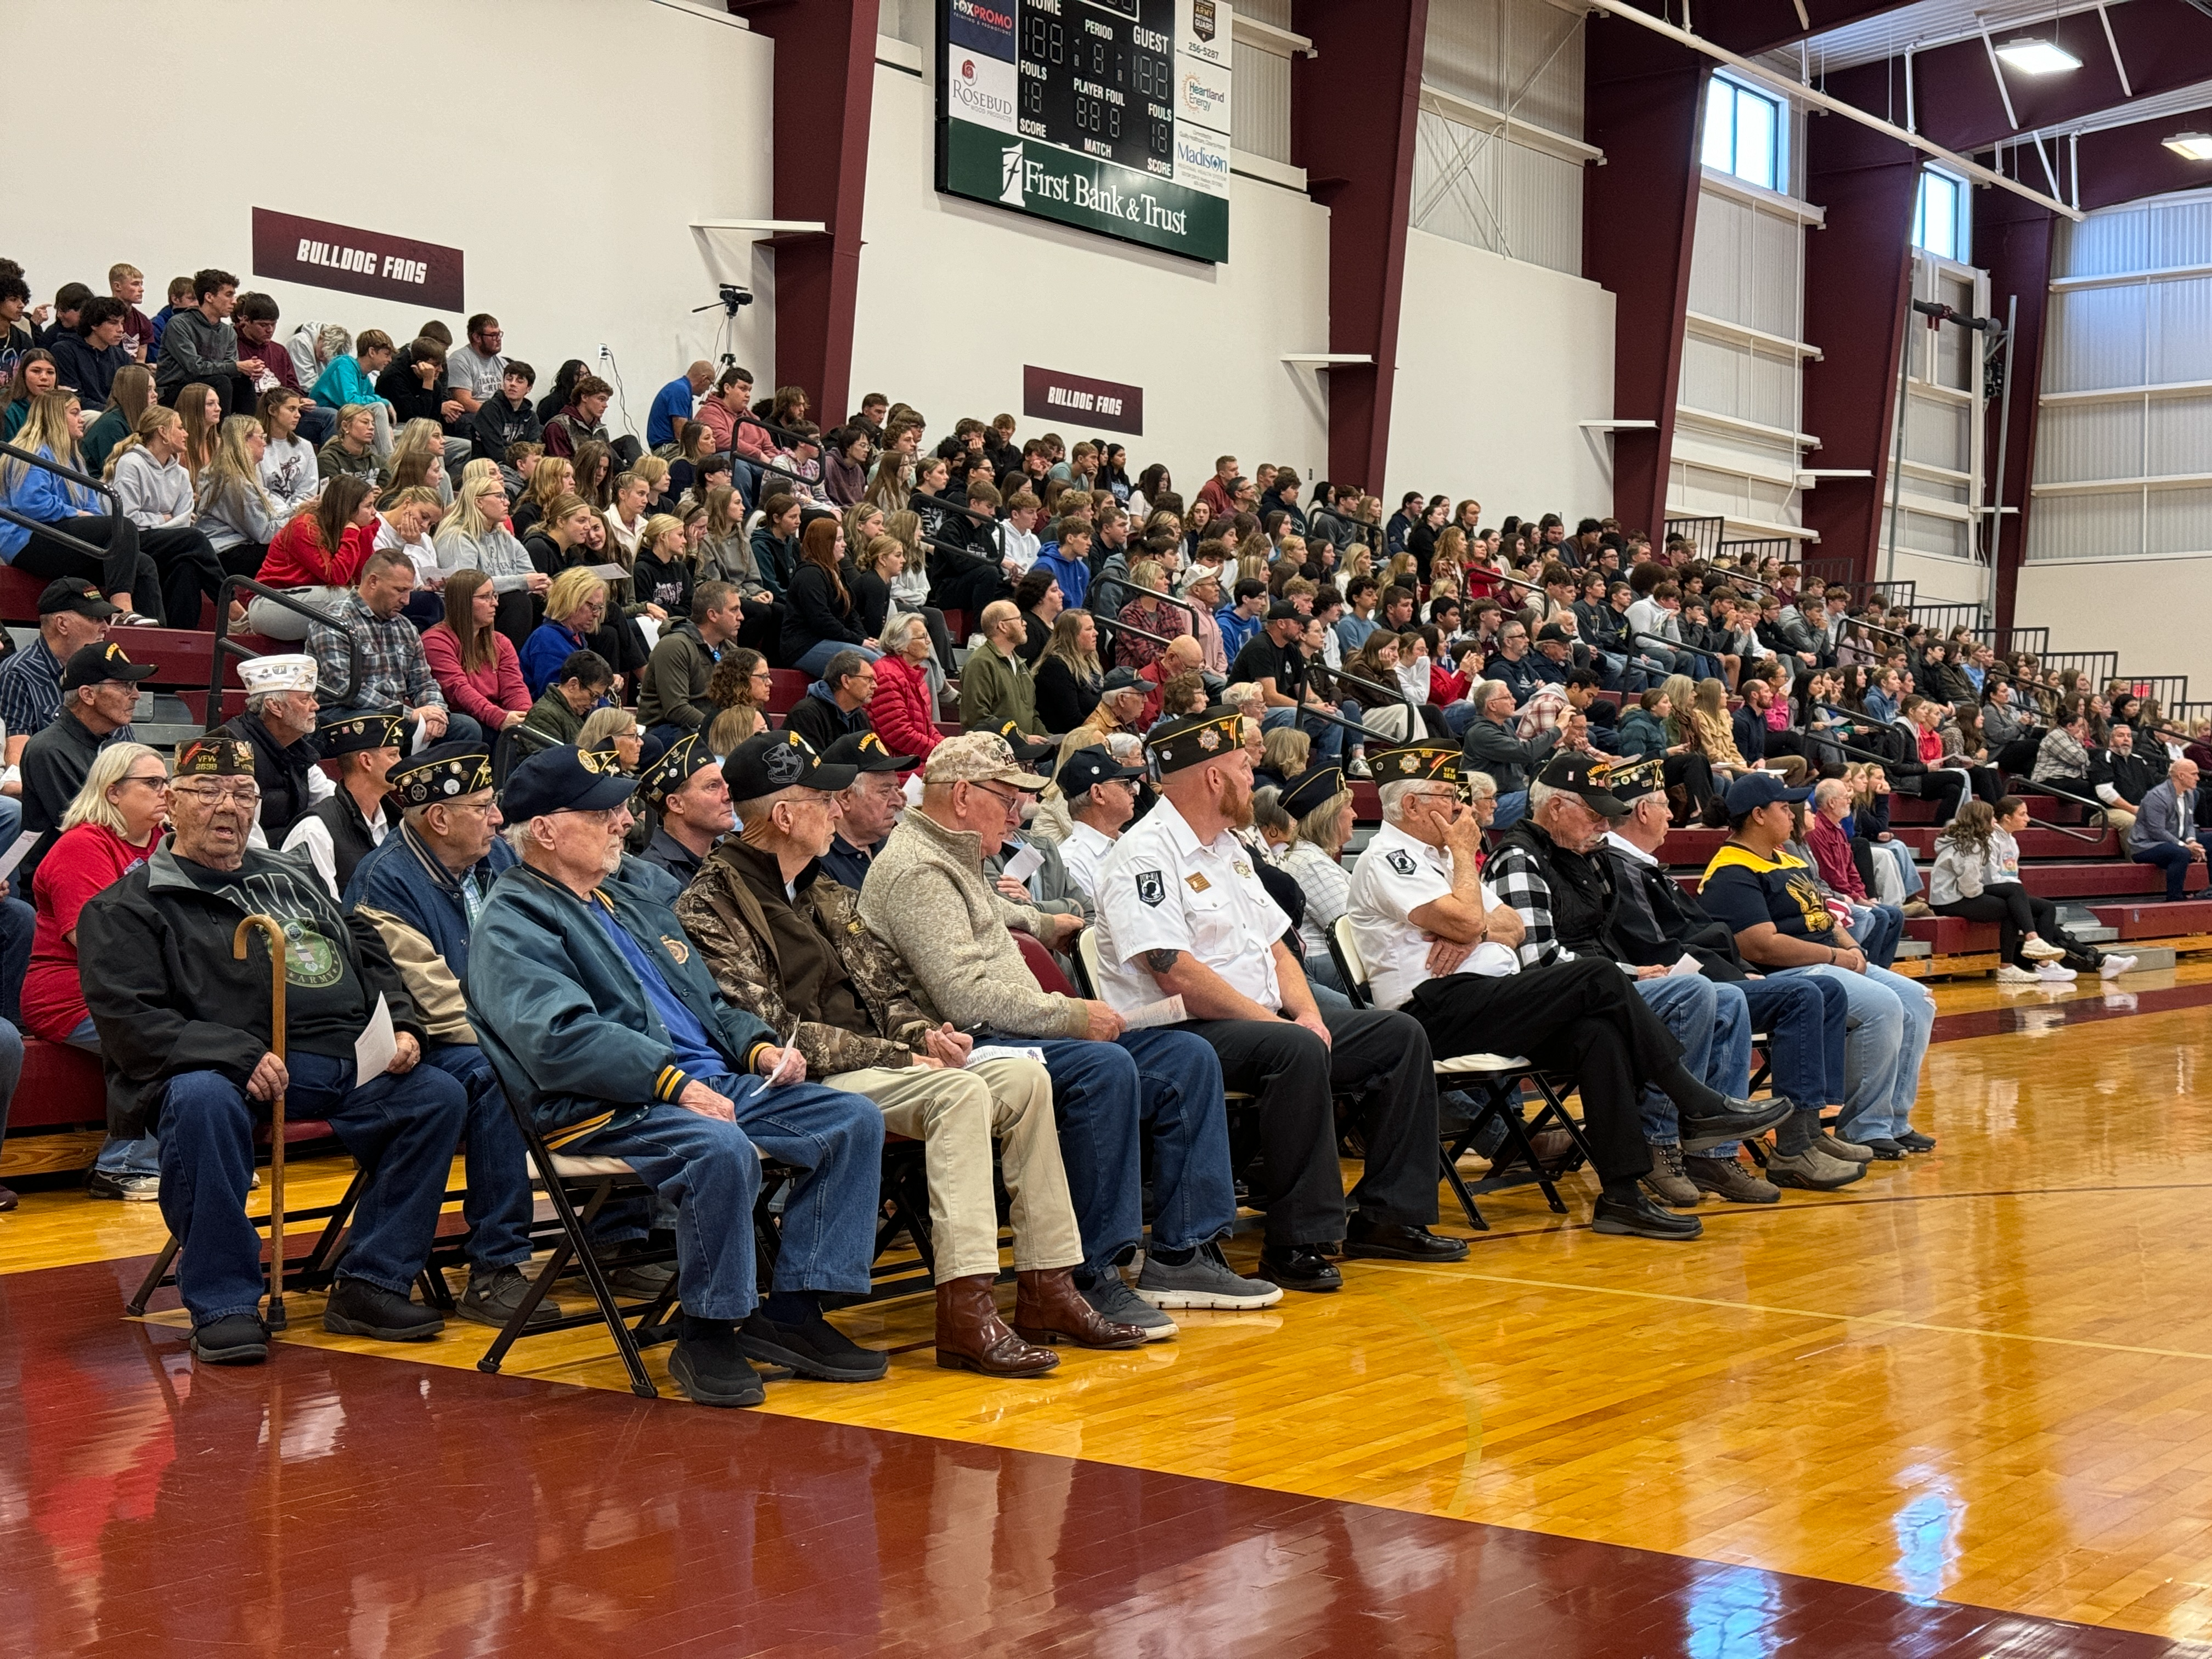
[234,916,289,1332]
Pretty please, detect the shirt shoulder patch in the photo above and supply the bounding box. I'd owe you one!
[1385,850,1418,877]
[1135,869,1165,907]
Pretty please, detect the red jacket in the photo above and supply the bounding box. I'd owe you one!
[258,514,372,589]
[421,623,530,728]
[867,651,940,764]
[1430,661,1470,706]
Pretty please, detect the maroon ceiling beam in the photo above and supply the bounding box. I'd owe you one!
[727,0,881,424]
[1975,189,2056,636]
[1292,0,1430,495]
[1821,0,2212,160]
[1583,19,1709,539]
[1799,116,1921,579]
[2074,106,2212,211]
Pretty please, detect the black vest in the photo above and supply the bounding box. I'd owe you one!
[306,787,390,896]
[224,712,318,843]
[1495,819,1616,959]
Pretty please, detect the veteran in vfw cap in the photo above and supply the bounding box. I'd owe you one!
[635,732,735,885]
[278,710,408,898]
[216,653,326,848]
[1091,705,1472,1290]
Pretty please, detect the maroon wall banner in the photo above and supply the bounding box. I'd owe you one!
[250,208,465,312]
[1022,365,1144,436]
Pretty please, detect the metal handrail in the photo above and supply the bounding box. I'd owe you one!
[1810,701,2104,842]
[207,576,360,729]
[1310,659,1420,724]
[0,439,142,592]
[1090,572,1200,621]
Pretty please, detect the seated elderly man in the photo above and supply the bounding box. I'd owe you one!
[1697,772,1937,1159]
[1093,708,1468,1291]
[1487,751,1786,1207]
[678,732,1143,1375]
[860,731,1268,1334]
[20,642,155,887]
[1459,678,1560,832]
[816,731,912,890]
[1346,745,1784,1240]
[341,740,547,1329]
[217,653,334,847]
[1600,759,1867,1195]
[2129,757,2209,904]
[467,743,890,1408]
[78,735,470,1365]
[1053,745,1146,904]
[634,733,733,885]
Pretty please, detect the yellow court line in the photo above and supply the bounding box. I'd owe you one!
[1359,1261,2212,1365]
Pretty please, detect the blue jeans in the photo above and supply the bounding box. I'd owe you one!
[1705,972,1846,1159]
[574,1076,884,1321]
[1030,1029,1233,1273]
[1869,838,1922,899]
[1490,791,1530,831]
[1633,973,1751,1144]
[421,1043,534,1271]
[1850,902,1905,969]
[1442,702,1482,739]
[0,891,26,1023]
[792,640,882,679]
[1259,703,1345,765]
[159,1052,468,1325]
[62,1016,160,1175]
[2132,839,2208,902]
[1769,962,1933,1143]
[0,1018,21,1151]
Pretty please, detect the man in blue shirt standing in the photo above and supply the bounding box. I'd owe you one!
[647,361,715,450]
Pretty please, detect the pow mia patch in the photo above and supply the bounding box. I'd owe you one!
[1386,850,1418,876]
[1135,870,1166,907]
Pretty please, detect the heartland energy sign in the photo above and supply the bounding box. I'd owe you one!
[935,0,1232,264]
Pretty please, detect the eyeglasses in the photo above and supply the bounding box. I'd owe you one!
[971,782,1023,814]
[172,783,259,805]
[120,772,171,791]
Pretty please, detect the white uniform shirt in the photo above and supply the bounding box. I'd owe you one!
[1058,819,1117,906]
[1347,820,1517,1012]
[1094,797,1289,1013]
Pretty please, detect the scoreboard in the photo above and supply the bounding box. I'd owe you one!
[936,0,1232,263]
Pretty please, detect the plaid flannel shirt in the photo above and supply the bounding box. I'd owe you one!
[1514,682,1569,741]
[310,591,443,712]
[1484,839,1576,969]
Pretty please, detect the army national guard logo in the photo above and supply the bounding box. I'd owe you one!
[1135,870,1166,907]
[1386,850,1418,877]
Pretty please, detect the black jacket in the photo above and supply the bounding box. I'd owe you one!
[1493,818,1620,961]
[780,562,867,664]
[76,843,425,1138]
[1601,844,1748,980]
[20,707,116,884]
[783,685,872,755]
[1033,655,1100,734]
[470,393,542,461]
[375,349,450,426]
[220,710,320,843]
[845,562,891,639]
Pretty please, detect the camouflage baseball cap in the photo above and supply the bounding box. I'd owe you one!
[924,730,1048,789]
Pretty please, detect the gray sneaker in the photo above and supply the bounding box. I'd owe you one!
[1643,1143,1702,1208]
[1136,1242,1284,1310]
[1080,1266,1178,1339]
[1765,1144,1867,1192]
[1815,1131,1873,1164]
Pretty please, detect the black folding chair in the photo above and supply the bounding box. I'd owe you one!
[1328,917,1596,1231]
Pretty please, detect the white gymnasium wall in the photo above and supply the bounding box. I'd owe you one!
[850,58,1331,494]
[1386,228,1615,517]
[9,0,775,426]
[2012,562,2212,693]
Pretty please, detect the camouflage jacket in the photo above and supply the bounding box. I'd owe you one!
[674,842,937,1077]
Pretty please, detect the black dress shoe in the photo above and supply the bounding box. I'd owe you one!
[1590,1192,1705,1241]
[322,1278,444,1342]
[1342,1220,1471,1262]
[1257,1245,1343,1293]
[190,1312,270,1364]
[1679,1096,1795,1153]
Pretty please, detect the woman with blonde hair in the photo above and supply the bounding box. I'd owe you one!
[83,362,155,475]
[7,392,177,624]
[1032,607,1104,734]
[382,417,453,507]
[512,453,573,539]
[1113,557,1187,670]
[194,414,281,577]
[1271,768,1359,992]
[603,469,651,564]
[435,468,544,646]
[520,563,612,697]
[1255,724,1311,791]
[631,512,696,617]
[579,703,645,771]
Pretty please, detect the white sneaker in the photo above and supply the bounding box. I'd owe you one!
[2020,936,2067,961]
[2100,954,2138,979]
[2035,961,2078,982]
[1995,963,2038,984]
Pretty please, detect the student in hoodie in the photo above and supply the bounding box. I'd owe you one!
[313,328,399,456]
[256,387,321,518]
[782,649,878,755]
[469,362,541,462]
[749,493,802,600]
[637,581,743,747]
[49,297,133,410]
[195,416,283,579]
[1032,516,1092,612]
[145,275,194,363]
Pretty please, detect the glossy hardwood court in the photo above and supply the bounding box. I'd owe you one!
[8,964,2212,1653]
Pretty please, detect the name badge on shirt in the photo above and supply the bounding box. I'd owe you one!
[1186,873,1211,892]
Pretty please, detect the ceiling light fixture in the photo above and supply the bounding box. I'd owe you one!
[2164,132,2212,160]
[1994,37,2083,73]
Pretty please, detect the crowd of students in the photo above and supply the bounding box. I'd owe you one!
[0,249,2181,1395]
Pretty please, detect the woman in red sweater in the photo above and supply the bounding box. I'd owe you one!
[244,474,377,639]
[867,612,942,765]
[422,567,530,732]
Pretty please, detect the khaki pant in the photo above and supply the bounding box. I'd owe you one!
[2103,805,2137,841]
[825,1056,1080,1283]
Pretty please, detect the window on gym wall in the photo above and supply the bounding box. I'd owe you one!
[1913,168,1967,263]
[1702,75,1782,191]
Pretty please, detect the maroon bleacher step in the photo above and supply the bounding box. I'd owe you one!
[2090,900,2212,940]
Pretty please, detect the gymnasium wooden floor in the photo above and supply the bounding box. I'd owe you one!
[8,964,2212,1655]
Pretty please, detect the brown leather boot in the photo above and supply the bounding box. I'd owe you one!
[935,1275,1059,1376]
[1012,1268,1148,1350]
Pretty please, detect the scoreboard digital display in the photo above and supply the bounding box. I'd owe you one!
[936,0,1231,264]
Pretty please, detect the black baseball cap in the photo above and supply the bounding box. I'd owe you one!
[1535,749,1630,817]
[501,743,637,819]
[723,732,857,804]
[820,731,916,773]
[1535,622,1577,646]
[1604,757,1668,804]
[1056,744,1144,797]
[60,642,155,690]
[1100,665,1146,694]
[38,577,117,620]
[1266,600,1304,622]
[995,719,1059,770]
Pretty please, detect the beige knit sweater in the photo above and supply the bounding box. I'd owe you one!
[855,806,1091,1037]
